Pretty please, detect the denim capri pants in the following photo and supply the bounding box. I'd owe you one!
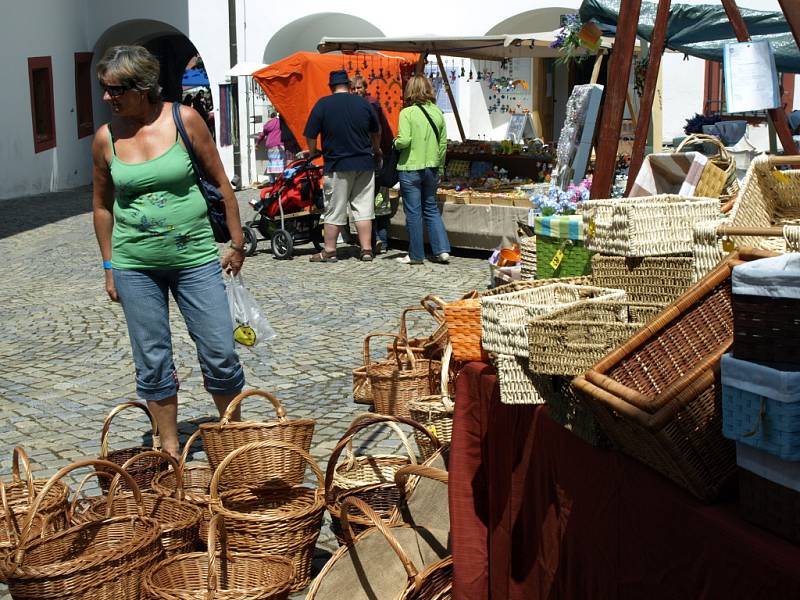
[113,260,245,401]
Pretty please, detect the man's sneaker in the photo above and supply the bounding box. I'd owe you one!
[431,252,450,264]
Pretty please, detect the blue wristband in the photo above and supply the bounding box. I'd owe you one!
[103,260,113,270]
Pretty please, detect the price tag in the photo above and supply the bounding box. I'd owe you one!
[722,238,735,252]
[773,169,790,184]
[550,249,565,270]
[429,424,438,438]
[587,219,596,238]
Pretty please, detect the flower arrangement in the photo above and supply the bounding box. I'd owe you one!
[530,178,592,216]
[550,15,600,64]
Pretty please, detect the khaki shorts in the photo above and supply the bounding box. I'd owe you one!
[322,170,375,225]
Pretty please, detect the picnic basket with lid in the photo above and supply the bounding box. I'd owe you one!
[200,388,315,490]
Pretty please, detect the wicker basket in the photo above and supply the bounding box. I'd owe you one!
[209,440,325,593]
[326,414,440,545]
[520,236,537,280]
[0,448,69,583]
[582,194,719,257]
[66,470,116,527]
[409,344,455,460]
[96,401,167,493]
[200,389,315,490]
[674,134,736,201]
[481,282,626,358]
[306,497,451,600]
[143,513,295,600]
[591,254,695,304]
[151,429,213,545]
[527,300,663,376]
[494,353,559,406]
[536,236,593,279]
[549,377,610,448]
[366,333,441,418]
[572,249,777,500]
[2,459,162,600]
[89,450,202,557]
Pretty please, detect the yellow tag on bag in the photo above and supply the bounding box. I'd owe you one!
[550,249,565,270]
[722,238,735,252]
[587,219,596,238]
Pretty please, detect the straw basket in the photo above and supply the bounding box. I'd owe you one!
[96,401,167,493]
[675,133,736,202]
[151,429,213,544]
[409,343,455,460]
[2,459,162,600]
[582,194,719,257]
[90,450,202,556]
[209,441,325,592]
[143,514,295,600]
[306,497,452,600]
[325,414,440,545]
[493,353,559,406]
[366,334,441,418]
[573,249,777,500]
[481,282,626,358]
[0,448,69,583]
[591,254,695,304]
[520,236,537,280]
[200,389,315,489]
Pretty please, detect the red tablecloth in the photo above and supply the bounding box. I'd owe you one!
[449,362,800,599]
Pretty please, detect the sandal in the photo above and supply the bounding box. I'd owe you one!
[360,249,374,262]
[310,249,338,263]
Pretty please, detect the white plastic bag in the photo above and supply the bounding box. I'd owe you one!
[225,274,276,347]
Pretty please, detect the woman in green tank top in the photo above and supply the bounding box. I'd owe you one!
[91,46,247,458]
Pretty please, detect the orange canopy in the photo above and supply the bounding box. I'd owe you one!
[252,51,418,151]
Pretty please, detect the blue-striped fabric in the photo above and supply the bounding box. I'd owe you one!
[534,215,584,241]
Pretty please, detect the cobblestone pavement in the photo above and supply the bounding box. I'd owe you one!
[0,186,489,598]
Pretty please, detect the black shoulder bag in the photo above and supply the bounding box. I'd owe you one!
[418,104,441,141]
[172,102,231,243]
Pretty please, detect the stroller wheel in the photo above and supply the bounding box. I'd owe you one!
[271,229,294,259]
[242,226,258,256]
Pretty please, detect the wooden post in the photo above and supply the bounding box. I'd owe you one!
[590,0,642,199]
[590,51,605,85]
[626,0,671,195]
[778,0,800,52]
[434,51,466,141]
[721,0,797,153]
[416,52,427,75]
[625,89,638,128]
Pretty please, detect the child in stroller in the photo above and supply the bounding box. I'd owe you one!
[243,158,325,259]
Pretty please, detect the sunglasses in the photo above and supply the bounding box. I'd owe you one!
[102,83,133,98]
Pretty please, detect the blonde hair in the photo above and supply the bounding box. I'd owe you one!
[96,45,162,103]
[404,75,436,106]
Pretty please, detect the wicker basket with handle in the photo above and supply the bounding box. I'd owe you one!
[96,401,168,493]
[90,450,202,556]
[151,428,213,544]
[143,513,295,600]
[572,249,777,501]
[209,440,325,593]
[409,343,455,460]
[675,133,738,210]
[2,459,162,600]
[200,389,315,490]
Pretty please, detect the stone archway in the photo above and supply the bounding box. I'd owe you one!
[263,12,383,64]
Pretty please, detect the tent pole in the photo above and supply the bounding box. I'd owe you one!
[416,52,428,75]
[721,0,797,153]
[590,51,605,85]
[626,0,671,195]
[778,0,800,52]
[591,0,642,199]
[435,51,466,141]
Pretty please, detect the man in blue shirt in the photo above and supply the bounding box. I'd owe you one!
[304,70,381,262]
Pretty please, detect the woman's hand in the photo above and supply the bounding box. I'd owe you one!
[221,247,245,275]
[105,270,119,302]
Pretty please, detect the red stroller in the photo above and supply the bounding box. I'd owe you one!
[243,157,325,259]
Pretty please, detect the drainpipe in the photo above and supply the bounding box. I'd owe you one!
[228,0,242,187]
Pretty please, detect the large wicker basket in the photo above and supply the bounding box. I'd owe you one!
[200,389,315,489]
[572,249,776,501]
[209,440,325,593]
[89,450,202,557]
[0,448,69,583]
[2,459,162,600]
[143,513,295,600]
[96,401,168,493]
[582,194,719,257]
[481,282,626,357]
[591,254,695,305]
[493,353,559,406]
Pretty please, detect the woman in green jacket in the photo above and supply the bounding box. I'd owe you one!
[394,75,451,264]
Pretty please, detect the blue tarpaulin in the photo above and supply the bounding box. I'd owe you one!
[579,0,800,73]
[182,68,209,87]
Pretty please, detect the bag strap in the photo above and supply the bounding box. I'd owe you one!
[172,102,208,182]
[418,104,440,141]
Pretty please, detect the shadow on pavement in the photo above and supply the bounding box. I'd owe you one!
[0,186,92,240]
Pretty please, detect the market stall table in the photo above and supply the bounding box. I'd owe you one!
[449,361,800,599]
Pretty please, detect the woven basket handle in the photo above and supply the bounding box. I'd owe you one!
[67,470,115,523]
[11,447,35,503]
[0,480,21,547]
[209,440,324,501]
[111,450,181,501]
[398,306,439,344]
[13,459,144,567]
[394,464,449,491]
[99,401,161,457]
[420,294,447,323]
[439,342,453,404]
[220,388,287,425]
[363,332,414,371]
[324,415,440,503]
[340,413,417,470]
[206,513,234,593]
[340,497,421,591]
[675,133,729,162]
